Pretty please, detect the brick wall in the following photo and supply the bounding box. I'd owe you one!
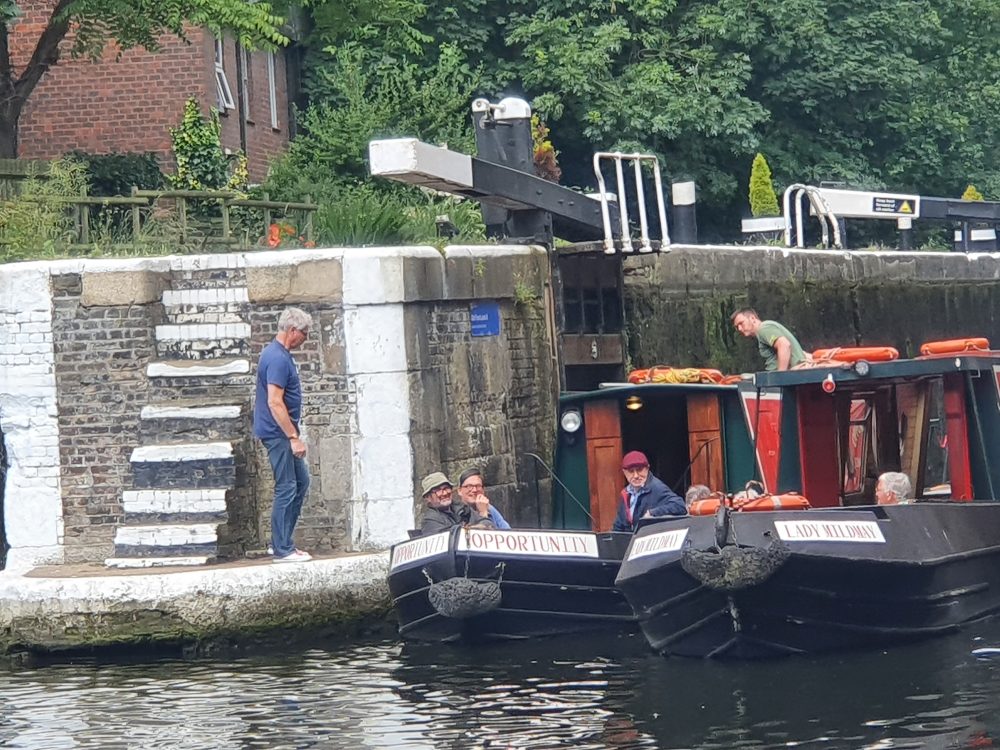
[0,245,556,567]
[10,1,289,182]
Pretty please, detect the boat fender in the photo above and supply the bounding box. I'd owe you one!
[919,337,991,356]
[681,540,790,591]
[424,566,503,619]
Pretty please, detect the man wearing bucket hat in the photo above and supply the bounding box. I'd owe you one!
[612,450,686,532]
[419,471,493,535]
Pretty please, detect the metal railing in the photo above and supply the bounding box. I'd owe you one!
[592,152,670,255]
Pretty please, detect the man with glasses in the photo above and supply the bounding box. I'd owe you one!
[253,307,314,563]
[456,468,511,530]
[613,451,686,532]
[419,472,492,535]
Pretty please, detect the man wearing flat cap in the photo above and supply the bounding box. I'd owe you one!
[419,471,492,535]
[613,450,686,532]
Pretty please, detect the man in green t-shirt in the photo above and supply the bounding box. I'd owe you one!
[731,308,807,371]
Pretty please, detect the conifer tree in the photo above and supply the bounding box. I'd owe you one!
[749,153,780,217]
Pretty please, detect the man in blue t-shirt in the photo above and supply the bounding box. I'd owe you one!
[253,307,314,563]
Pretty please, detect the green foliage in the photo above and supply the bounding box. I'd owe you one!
[67,151,164,195]
[311,182,485,246]
[169,100,230,191]
[962,184,984,201]
[0,159,87,261]
[749,153,779,217]
[281,43,480,185]
[64,0,288,58]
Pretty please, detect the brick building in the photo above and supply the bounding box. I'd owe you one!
[9,1,297,182]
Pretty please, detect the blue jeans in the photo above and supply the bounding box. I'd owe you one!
[263,437,310,557]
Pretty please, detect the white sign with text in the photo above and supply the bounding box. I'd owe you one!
[627,528,690,560]
[775,519,886,543]
[456,529,599,558]
[389,531,451,570]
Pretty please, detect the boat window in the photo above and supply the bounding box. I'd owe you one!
[842,399,872,496]
[922,379,951,498]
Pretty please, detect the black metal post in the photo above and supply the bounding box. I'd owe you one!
[671,181,697,244]
[898,217,913,251]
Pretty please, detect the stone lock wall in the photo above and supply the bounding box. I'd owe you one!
[624,246,1000,373]
[0,245,555,569]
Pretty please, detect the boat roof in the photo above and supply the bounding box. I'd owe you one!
[753,351,1000,389]
[560,381,737,405]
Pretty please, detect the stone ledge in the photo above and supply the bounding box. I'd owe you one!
[0,552,390,653]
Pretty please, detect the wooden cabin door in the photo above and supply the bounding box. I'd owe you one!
[584,400,623,531]
[687,393,725,492]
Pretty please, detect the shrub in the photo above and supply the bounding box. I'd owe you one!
[0,159,87,261]
[749,153,780,217]
[67,151,164,196]
[962,184,984,201]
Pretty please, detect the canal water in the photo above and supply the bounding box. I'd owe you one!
[3,622,1000,749]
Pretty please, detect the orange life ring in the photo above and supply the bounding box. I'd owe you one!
[688,493,811,516]
[919,337,990,356]
[812,346,899,363]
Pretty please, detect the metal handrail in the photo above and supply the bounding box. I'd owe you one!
[593,151,670,255]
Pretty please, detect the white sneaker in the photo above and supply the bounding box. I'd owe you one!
[273,549,312,563]
[267,546,273,555]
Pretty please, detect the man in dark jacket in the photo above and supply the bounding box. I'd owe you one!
[419,471,492,535]
[612,451,686,532]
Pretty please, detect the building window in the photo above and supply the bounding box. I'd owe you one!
[267,52,279,130]
[241,47,253,121]
[215,38,235,111]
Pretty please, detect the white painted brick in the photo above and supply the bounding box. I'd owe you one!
[114,524,219,546]
[140,405,241,420]
[123,489,227,514]
[131,442,233,463]
[106,556,211,569]
[344,305,406,373]
[147,359,250,377]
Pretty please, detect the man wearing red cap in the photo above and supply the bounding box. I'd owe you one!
[613,451,686,532]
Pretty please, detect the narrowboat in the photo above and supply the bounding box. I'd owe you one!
[615,344,1000,658]
[389,377,760,642]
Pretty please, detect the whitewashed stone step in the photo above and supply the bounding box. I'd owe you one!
[122,489,227,515]
[147,359,250,378]
[130,442,233,463]
[105,556,212,569]
[155,322,251,341]
[140,404,242,420]
[162,288,249,306]
[114,523,219,547]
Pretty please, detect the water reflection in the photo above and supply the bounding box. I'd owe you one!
[0,625,999,749]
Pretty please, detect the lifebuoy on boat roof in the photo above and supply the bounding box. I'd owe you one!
[919,337,991,356]
[812,346,899,363]
[688,493,812,516]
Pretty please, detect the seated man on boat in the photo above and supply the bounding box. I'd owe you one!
[614,451,687,532]
[876,471,912,505]
[731,308,808,371]
[456,467,511,529]
[419,472,493,535]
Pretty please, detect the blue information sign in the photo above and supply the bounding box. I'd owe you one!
[470,302,501,337]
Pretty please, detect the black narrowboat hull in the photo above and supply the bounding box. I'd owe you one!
[616,503,1000,658]
[389,527,635,642]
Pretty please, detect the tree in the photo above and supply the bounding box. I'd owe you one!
[749,153,779,217]
[0,0,288,157]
